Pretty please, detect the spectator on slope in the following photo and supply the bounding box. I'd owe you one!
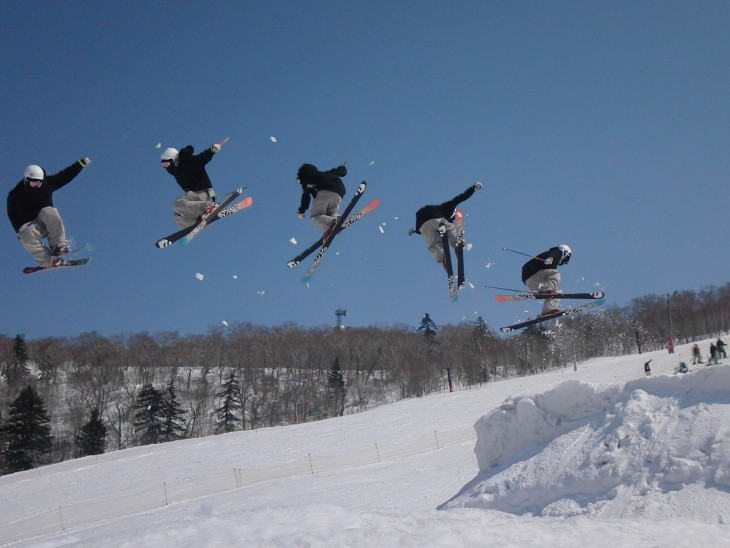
[692,344,703,365]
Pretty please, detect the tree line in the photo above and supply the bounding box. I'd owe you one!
[1,283,728,474]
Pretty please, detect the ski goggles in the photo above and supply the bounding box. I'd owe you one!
[26,178,43,188]
[160,160,172,168]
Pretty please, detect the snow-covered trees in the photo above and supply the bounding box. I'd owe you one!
[1,386,52,472]
[75,408,107,457]
[215,371,242,433]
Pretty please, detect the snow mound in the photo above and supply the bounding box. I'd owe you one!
[442,367,730,522]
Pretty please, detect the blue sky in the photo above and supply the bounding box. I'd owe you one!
[2,1,728,339]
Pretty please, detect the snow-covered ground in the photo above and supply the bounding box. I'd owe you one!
[2,338,729,547]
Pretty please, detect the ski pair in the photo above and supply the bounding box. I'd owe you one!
[24,257,91,275]
[494,291,605,302]
[155,188,252,248]
[439,210,465,302]
[287,198,380,268]
[295,182,379,284]
[500,298,606,332]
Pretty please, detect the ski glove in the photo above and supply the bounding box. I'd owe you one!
[210,143,221,153]
[544,257,554,266]
[473,181,482,191]
[296,211,306,220]
[79,157,91,167]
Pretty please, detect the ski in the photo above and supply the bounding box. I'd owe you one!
[179,195,252,246]
[495,291,605,302]
[155,189,246,248]
[440,222,457,302]
[23,257,91,275]
[300,182,368,284]
[500,298,606,333]
[454,210,465,289]
[288,197,380,268]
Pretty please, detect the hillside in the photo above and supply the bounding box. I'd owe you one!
[1,338,729,547]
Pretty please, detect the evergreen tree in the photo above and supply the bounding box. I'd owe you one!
[1,386,52,472]
[326,358,347,417]
[417,313,439,341]
[215,371,242,433]
[2,334,30,388]
[161,379,187,442]
[75,408,107,457]
[133,384,164,445]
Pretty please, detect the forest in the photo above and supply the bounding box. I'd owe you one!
[1,283,728,474]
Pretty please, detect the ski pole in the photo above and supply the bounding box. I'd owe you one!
[501,247,545,261]
[485,285,529,293]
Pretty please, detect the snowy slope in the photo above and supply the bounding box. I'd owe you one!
[1,338,729,547]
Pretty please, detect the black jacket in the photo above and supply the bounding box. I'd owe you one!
[414,185,476,234]
[7,161,84,233]
[297,164,347,214]
[521,247,564,283]
[164,145,215,193]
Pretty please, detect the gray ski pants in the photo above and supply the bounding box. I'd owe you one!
[173,190,215,229]
[525,269,562,313]
[419,218,457,263]
[309,190,342,231]
[17,206,67,267]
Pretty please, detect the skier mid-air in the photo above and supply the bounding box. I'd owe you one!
[410,182,482,270]
[295,163,348,236]
[160,140,223,229]
[7,158,91,268]
[521,244,572,316]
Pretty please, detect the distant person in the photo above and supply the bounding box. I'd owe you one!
[708,343,719,365]
[410,182,482,269]
[644,359,652,377]
[160,141,223,229]
[692,344,703,365]
[717,338,727,359]
[676,362,689,374]
[7,158,91,268]
[521,244,572,316]
[296,163,347,235]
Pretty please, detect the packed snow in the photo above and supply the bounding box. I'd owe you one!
[1,338,729,547]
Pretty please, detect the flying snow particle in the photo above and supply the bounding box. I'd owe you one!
[468,282,475,289]
[465,243,473,251]
[222,320,229,327]
[270,136,277,143]
[155,143,161,149]
[394,216,399,221]
[232,275,238,280]
[195,273,204,281]
[289,238,298,245]
[257,290,265,296]
[369,160,375,166]
[378,226,385,234]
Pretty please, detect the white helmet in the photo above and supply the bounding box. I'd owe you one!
[558,244,572,264]
[160,148,179,162]
[24,165,44,181]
